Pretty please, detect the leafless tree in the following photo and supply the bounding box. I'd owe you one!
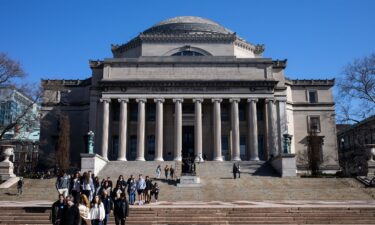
[336,53,375,123]
[0,53,40,140]
[55,114,70,171]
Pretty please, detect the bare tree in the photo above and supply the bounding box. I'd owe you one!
[55,114,70,171]
[336,53,375,123]
[0,53,40,140]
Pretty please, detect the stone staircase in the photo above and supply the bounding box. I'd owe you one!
[1,205,375,224]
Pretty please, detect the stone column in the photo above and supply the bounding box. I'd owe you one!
[100,98,110,160]
[173,98,183,161]
[212,99,223,161]
[154,98,165,161]
[136,99,146,161]
[193,98,204,162]
[248,98,259,160]
[230,98,241,161]
[117,99,129,161]
[266,98,278,157]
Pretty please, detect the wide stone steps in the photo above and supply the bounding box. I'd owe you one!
[1,206,375,225]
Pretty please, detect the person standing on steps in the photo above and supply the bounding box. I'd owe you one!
[101,190,113,225]
[17,177,24,196]
[128,176,136,205]
[113,193,129,225]
[144,176,153,204]
[51,194,65,225]
[170,166,175,180]
[156,165,161,179]
[90,195,105,225]
[78,194,91,225]
[237,163,241,178]
[136,174,146,205]
[232,163,238,179]
[164,165,170,180]
[60,195,81,225]
[70,172,81,204]
[152,182,160,202]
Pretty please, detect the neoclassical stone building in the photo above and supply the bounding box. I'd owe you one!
[40,16,339,172]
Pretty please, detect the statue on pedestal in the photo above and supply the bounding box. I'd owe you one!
[87,131,94,154]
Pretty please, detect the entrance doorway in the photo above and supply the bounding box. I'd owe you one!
[182,126,194,158]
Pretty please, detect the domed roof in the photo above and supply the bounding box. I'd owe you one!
[143,16,234,35]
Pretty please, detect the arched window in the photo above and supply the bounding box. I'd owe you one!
[171,50,204,56]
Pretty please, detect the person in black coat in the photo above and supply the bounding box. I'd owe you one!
[51,194,65,225]
[60,195,80,225]
[232,163,238,179]
[113,193,129,225]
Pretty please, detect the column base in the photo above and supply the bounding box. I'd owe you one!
[117,157,127,161]
[231,156,241,161]
[154,157,164,162]
[174,156,182,161]
[250,156,259,161]
[135,157,145,161]
[213,156,223,161]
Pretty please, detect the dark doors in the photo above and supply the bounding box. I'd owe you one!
[182,126,194,158]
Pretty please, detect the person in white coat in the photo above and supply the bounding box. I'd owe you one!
[90,195,105,225]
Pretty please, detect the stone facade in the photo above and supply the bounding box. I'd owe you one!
[40,16,339,172]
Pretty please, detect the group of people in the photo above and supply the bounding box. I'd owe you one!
[51,192,128,225]
[155,165,175,180]
[53,170,161,225]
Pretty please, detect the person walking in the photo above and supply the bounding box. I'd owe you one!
[155,165,161,179]
[164,165,169,180]
[78,194,91,225]
[232,163,237,179]
[101,190,113,225]
[56,171,70,198]
[51,194,65,225]
[113,193,129,225]
[136,174,146,205]
[90,195,105,225]
[82,172,95,202]
[17,177,24,196]
[60,195,81,225]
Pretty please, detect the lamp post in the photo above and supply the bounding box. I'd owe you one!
[87,131,94,154]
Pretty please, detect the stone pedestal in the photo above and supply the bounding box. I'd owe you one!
[0,146,16,181]
[270,154,297,177]
[177,175,202,188]
[81,153,108,175]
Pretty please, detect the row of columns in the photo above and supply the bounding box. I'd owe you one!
[99,98,280,162]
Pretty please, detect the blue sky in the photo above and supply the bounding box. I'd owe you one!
[0,0,374,83]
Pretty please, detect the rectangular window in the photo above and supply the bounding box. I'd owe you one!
[239,103,246,121]
[129,135,137,160]
[147,135,155,156]
[309,116,321,132]
[240,135,246,159]
[308,90,318,103]
[130,104,138,121]
[221,135,229,160]
[147,103,155,121]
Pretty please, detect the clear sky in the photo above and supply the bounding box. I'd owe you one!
[1,0,374,83]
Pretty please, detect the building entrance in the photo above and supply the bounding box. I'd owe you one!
[182,126,194,158]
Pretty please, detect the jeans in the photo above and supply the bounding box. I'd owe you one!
[91,219,102,225]
[129,192,136,205]
[103,213,109,225]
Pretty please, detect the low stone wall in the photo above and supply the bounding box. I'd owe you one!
[270,154,297,177]
[80,153,108,175]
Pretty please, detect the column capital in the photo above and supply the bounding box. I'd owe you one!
[154,98,165,103]
[136,98,147,103]
[173,98,184,103]
[99,98,111,103]
[118,98,129,103]
[229,98,241,103]
[193,98,204,103]
[265,98,275,103]
[276,99,287,103]
[211,98,223,103]
[247,98,259,103]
